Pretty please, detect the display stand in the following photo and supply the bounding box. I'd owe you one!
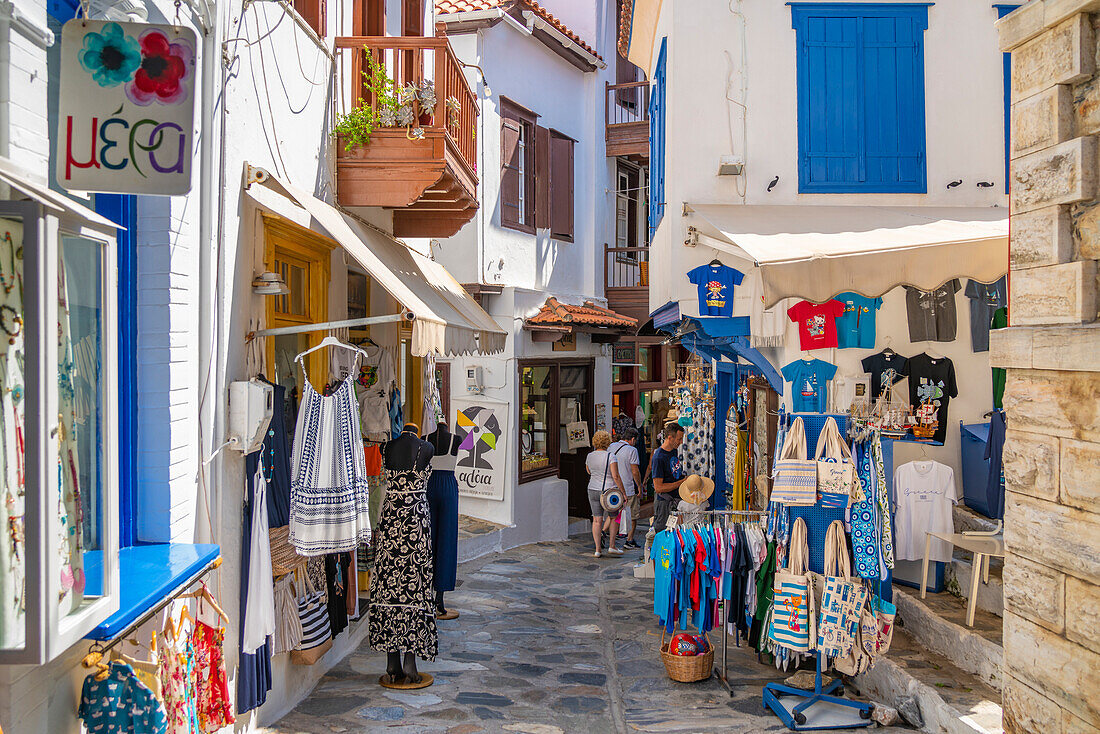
[762,414,875,730]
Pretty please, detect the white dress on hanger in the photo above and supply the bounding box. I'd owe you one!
[242,461,276,654]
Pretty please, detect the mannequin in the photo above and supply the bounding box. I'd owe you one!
[370,423,436,686]
[424,422,461,620]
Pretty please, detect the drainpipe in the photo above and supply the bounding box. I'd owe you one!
[521,9,606,69]
[440,8,531,37]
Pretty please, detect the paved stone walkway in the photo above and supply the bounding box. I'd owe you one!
[264,535,897,734]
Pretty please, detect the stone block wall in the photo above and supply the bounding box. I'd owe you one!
[998,3,1100,734]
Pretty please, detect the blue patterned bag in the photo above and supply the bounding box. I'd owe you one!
[850,441,880,579]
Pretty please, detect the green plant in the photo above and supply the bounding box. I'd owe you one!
[332,51,401,150]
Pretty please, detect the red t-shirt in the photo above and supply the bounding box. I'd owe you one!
[787,299,845,351]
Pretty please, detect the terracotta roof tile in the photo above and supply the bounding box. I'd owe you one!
[436,0,601,62]
[617,0,632,60]
[525,297,638,329]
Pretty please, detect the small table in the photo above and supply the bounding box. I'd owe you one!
[921,532,1005,626]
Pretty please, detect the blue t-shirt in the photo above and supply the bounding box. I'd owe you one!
[651,447,683,488]
[834,292,883,349]
[652,531,675,622]
[687,264,744,317]
[781,359,838,413]
[78,662,168,734]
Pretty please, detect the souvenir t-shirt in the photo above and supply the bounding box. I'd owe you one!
[834,292,883,349]
[652,531,675,621]
[892,460,958,562]
[860,351,909,401]
[331,345,397,440]
[787,299,845,351]
[79,662,168,734]
[964,277,1007,353]
[905,279,962,342]
[906,353,958,445]
[687,263,744,317]
[781,358,838,414]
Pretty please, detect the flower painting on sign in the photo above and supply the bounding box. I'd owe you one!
[56,20,197,195]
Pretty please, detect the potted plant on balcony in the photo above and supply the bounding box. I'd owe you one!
[333,52,439,151]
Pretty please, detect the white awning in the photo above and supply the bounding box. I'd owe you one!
[246,166,505,356]
[0,156,121,234]
[689,204,1009,308]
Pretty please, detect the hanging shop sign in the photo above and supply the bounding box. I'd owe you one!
[56,20,197,195]
[454,397,509,501]
[612,343,636,364]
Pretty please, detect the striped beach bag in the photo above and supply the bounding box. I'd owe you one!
[768,517,815,653]
[291,570,333,665]
[771,417,817,506]
[817,520,868,657]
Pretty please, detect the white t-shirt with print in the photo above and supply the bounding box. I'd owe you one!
[892,460,958,562]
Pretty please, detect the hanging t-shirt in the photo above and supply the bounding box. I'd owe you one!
[331,345,397,441]
[991,307,1008,409]
[905,279,962,342]
[787,299,844,351]
[781,358,837,413]
[860,351,909,401]
[834,292,883,349]
[965,277,1007,353]
[892,460,958,562]
[906,353,958,445]
[79,662,168,734]
[652,531,676,622]
[687,263,744,317]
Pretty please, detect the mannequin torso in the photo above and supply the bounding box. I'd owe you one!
[384,426,434,471]
[424,423,460,471]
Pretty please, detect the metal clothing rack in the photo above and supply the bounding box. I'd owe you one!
[668,507,769,697]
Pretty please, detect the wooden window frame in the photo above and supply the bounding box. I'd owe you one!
[292,0,326,37]
[500,98,537,234]
[352,0,384,35]
[517,358,593,484]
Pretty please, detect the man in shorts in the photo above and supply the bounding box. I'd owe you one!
[650,422,687,533]
[609,428,643,549]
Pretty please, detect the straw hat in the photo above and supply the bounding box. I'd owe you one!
[679,474,715,504]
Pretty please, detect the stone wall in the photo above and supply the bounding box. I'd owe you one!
[998,3,1100,734]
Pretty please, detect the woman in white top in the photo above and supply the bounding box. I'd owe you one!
[585,430,622,558]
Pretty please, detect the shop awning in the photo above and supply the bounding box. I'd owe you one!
[246,166,506,356]
[689,204,1009,308]
[0,156,121,234]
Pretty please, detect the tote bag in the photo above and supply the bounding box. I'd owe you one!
[767,517,815,653]
[817,520,868,657]
[291,569,333,665]
[814,418,856,509]
[566,403,591,450]
[771,417,817,506]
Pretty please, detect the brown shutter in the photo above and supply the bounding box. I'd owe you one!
[535,125,551,229]
[500,117,522,227]
[550,134,574,240]
[354,0,384,35]
[294,0,325,36]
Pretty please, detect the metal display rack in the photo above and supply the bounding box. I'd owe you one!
[762,414,876,730]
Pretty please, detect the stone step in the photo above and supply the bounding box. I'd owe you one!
[894,587,1003,691]
[953,503,1001,534]
[854,627,1003,734]
[946,553,1004,618]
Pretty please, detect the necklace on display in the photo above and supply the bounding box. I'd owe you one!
[0,233,14,295]
[0,305,22,345]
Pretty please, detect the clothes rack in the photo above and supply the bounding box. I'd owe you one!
[670,508,769,697]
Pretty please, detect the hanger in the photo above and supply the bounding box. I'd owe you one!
[709,257,724,267]
[881,336,895,355]
[295,335,367,364]
[182,583,230,625]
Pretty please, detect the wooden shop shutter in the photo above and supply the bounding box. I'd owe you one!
[550,132,574,241]
[500,115,522,227]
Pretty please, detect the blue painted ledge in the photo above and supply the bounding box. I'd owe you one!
[83,543,221,641]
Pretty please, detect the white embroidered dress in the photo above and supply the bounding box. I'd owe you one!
[289,357,372,555]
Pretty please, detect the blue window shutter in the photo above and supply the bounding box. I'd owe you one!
[649,38,667,239]
[996,6,1021,193]
[793,4,928,194]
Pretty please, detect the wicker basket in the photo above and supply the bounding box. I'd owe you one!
[659,631,714,683]
[269,525,308,576]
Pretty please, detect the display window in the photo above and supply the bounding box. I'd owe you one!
[0,200,119,664]
[518,359,593,483]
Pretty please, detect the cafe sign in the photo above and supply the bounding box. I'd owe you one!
[56,20,197,195]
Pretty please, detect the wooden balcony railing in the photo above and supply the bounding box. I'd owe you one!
[335,33,478,175]
[605,81,650,159]
[604,245,650,322]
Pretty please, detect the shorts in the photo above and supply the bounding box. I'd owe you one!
[588,489,605,518]
[626,492,641,517]
[653,493,675,533]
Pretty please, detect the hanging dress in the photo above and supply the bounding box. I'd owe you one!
[426,448,459,594]
[289,355,372,556]
[368,445,437,659]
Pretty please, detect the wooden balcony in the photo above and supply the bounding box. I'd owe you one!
[606,81,649,160]
[334,30,479,238]
[604,245,650,323]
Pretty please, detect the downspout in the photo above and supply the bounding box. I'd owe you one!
[477,28,486,287]
[521,9,606,69]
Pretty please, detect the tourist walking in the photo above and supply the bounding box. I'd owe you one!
[585,430,623,557]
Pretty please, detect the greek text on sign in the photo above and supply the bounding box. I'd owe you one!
[453,398,508,501]
[57,20,197,195]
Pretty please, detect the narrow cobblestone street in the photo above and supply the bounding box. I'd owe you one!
[264,535,895,734]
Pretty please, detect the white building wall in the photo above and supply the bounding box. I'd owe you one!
[642,0,1009,483]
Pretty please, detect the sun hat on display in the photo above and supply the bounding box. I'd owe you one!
[678,474,715,504]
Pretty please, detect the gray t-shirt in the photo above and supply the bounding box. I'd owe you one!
[964,277,1007,352]
[608,440,641,495]
[905,279,961,342]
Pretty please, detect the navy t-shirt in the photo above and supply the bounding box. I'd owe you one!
[687,264,744,317]
[651,447,683,498]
